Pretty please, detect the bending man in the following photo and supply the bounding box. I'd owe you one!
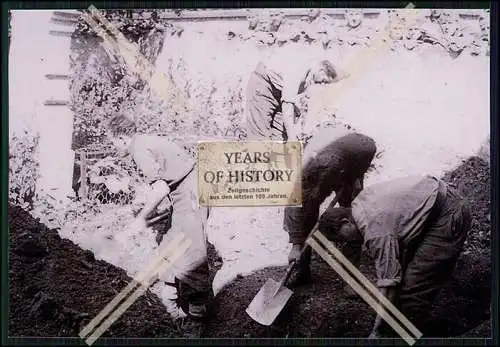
[285,132,377,286]
[319,174,471,337]
[107,114,211,338]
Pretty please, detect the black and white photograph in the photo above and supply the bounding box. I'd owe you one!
[7,6,492,342]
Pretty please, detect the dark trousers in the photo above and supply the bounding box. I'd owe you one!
[381,184,471,336]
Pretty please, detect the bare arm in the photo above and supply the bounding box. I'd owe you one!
[282,102,300,141]
[371,286,399,335]
[281,73,303,141]
[131,138,163,179]
[337,174,366,208]
[365,235,402,337]
[135,180,170,221]
[353,175,364,197]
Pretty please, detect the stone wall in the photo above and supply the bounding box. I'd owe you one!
[68,8,490,204]
[70,9,490,150]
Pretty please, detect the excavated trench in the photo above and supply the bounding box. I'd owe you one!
[9,156,491,338]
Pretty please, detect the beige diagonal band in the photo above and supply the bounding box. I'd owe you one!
[308,3,417,129]
[84,237,192,345]
[313,231,422,338]
[78,232,186,338]
[307,230,423,345]
[79,232,191,345]
[82,6,187,112]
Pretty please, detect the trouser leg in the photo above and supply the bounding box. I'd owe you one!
[380,189,471,336]
[159,172,211,312]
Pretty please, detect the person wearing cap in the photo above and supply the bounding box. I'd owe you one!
[285,132,377,287]
[245,58,372,292]
[106,114,211,337]
[318,174,471,337]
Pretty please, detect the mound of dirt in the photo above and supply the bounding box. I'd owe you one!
[9,155,491,339]
[442,156,491,254]
[205,251,490,338]
[460,319,492,338]
[8,205,183,338]
[206,156,491,338]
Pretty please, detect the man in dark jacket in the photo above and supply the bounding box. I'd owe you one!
[285,132,377,286]
[318,175,471,337]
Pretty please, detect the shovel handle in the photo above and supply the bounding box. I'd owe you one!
[282,188,345,287]
[281,219,321,287]
[146,211,171,226]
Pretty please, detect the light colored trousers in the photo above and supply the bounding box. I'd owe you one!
[159,170,210,294]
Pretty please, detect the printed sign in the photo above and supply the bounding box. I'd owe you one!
[197,141,302,207]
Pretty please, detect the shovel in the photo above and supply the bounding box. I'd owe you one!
[246,189,344,326]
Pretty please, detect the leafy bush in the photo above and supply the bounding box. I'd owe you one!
[70,9,247,160]
[70,9,173,150]
[69,10,181,207]
[9,131,40,210]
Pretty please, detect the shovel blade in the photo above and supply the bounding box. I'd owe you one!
[245,279,293,326]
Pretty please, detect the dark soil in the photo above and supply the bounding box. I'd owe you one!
[8,156,491,339]
[8,205,183,338]
[441,156,491,254]
[205,156,492,339]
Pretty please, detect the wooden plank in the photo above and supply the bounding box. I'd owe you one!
[159,9,251,20]
[45,74,70,80]
[52,9,485,24]
[85,151,115,157]
[458,13,483,20]
[44,100,70,106]
[79,152,88,201]
[59,8,385,24]
[159,8,380,21]
[53,11,82,19]
[420,10,485,21]
[49,30,74,37]
[51,17,78,26]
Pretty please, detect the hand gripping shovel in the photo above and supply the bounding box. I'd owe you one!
[246,189,344,326]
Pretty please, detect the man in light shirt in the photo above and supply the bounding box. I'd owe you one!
[318,175,471,337]
[107,114,211,337]
[245,59,343,142]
